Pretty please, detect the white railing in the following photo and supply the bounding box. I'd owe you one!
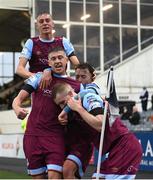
[104,35,153,69]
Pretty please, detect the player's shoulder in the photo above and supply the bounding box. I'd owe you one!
[54,36,63,41]
[23,38,33,47]
[85,83,100,89]
[80,83,103,105]
[83,91,100,101]
[80,83,101,95]
[82,92,103,111]
[25,72,42,85]
[31,36,39,41]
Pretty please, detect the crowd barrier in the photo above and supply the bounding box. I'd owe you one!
[0,134,25,159]
[0,132,153,171]
[135,131,153,171]
[93,131,153,171]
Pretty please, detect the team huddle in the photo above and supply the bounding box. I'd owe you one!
[12,13,142,180]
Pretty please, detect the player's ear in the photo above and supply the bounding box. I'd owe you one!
[35,19,39,30]
[92,71,96,81]
[67,90,73,97]
[52,21,55,28]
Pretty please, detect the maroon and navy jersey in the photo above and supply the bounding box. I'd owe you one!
[22,73,80,136]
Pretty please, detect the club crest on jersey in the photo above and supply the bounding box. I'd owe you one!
[36,51,42,55]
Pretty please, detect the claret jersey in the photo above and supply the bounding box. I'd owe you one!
[22,73,80,136]
[20,36,75,73]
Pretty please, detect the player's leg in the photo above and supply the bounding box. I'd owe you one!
[23,135,47,178]
[31,174,46,179]
[41,135,65,179]
[48,170,62,179]
[63,159,78,179]
[63,142,93,179]
[92,133,142,179]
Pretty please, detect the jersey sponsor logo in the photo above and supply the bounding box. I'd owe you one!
[39,58,48,64]
[43,89,52,97]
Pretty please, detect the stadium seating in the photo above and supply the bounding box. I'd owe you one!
[0,74,31,110]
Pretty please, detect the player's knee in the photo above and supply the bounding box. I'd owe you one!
[32,174,45,179]
[48,170,61,179]
[63,165,76,178]
[63,159,78,178]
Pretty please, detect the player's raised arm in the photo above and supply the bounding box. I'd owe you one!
[16,39,34,79]
[63,37,80,68]
[16,57,35,78]
[69,55,80,67]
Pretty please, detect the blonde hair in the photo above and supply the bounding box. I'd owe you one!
[52,83,73,100]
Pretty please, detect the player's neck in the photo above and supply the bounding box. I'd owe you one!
[40,33,53,40]
[53,73,68,78]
